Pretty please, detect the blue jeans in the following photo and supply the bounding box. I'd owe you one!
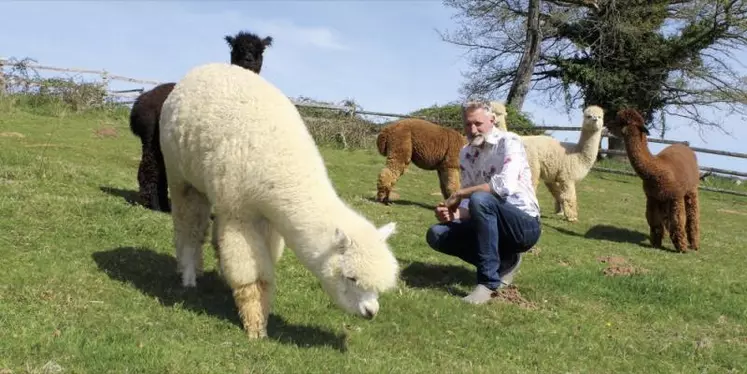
[425,191,541,290]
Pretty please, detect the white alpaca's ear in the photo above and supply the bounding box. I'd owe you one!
[334,228,352,250]
[377,222,397,240]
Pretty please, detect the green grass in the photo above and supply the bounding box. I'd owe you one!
[1,98,746,373]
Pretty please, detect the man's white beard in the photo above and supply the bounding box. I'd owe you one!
[468,127,494,147]
[469,133,485,147]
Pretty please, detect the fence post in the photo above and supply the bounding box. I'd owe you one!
[0,59,6,96]
[100,70,109,106]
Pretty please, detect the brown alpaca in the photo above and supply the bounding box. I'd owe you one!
[375,118,466,204]
[609,108,701,252]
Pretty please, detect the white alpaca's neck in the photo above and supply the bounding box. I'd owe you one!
[262,184,356,273]
[569,122,603,180]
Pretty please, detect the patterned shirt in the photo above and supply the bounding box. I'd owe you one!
[458,127,541,218]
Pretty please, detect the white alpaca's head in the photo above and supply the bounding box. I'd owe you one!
[490,101,508,131]
[582,105,605,131]
[318,221,399,320]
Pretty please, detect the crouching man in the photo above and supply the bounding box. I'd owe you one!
[425,100,542,304]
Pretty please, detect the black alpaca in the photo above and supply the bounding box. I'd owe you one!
[129,31,273,212]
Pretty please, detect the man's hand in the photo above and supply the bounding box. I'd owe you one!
[434,203,454,223]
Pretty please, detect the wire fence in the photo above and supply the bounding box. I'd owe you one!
[1,57,745,197]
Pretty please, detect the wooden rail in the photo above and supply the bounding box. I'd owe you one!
[1,56,744,194]
[591,167,747,197]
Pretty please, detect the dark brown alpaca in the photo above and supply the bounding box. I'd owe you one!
[608,108,701,252]
[129,30,273,212]
[375,118,466,204]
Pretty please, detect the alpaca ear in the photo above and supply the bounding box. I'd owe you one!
[262,36,273,47]
[224,35,234,47]
[334,227,352,250]
[377,222,397,240]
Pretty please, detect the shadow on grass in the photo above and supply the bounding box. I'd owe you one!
[99,186,139,206]
[364,196,436,211]
[91,246,347,352]
[99,185,172,214]
[545,223,680,253]
[399,260,474,297]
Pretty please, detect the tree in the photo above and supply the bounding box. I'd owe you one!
[440,0,747,153]
[408,102,545,135]
[506,0,543,110]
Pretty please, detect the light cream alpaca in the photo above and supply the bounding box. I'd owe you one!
[521,105,605,222]
[159,62,400,339]
[490,101,508,131]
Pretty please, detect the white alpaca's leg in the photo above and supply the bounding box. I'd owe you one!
[214,215,276,339]
[265,225,285,265]
[558,180,578,222]
[544,181,563,215]
[170,181,212,287]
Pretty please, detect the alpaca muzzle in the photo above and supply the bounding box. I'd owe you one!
[358,296,380,320]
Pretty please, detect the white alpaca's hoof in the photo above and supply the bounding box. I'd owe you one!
[182,267,197,288]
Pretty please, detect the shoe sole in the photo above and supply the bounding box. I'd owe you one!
[498,253,522,286]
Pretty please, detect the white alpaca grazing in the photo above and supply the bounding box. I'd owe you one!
[158,62,400,339]
[521,105,605,222]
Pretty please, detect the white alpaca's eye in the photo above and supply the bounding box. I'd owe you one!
[346,276,358,283]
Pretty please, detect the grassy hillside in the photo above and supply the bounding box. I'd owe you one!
[1,97,746,373]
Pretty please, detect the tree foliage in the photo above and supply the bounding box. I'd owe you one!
[440,0,747,136]
[408,102,545,135]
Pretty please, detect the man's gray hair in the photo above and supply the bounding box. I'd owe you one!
[461,100,493,115]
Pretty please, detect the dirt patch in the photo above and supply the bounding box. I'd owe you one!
[717,209,747,216]
[694,337,714,351]
[597,256,627,265]
[0,132,24,138]
[603,265,641,276]
[527,246,541,256]
[491,285,537,310]
[94,127,118,138]
[597,256,648,276]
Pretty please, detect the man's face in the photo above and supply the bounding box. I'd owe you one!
[463,107,495,146]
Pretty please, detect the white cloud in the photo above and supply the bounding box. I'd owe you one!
[250,18,350,51]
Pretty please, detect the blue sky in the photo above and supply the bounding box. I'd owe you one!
[1,1,744,174]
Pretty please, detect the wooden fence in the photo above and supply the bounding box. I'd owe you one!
[1,57,745,197]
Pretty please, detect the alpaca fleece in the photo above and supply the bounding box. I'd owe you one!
[129,83,176,212]
[490,101,508,131]
[609,108,700,252]
[128,30,272,212]
[159,62,400,338]
[521,105,605,222]
[375,118,466,204]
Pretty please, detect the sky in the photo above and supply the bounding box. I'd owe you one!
[0,1,744,175]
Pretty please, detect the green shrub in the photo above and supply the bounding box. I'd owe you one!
[408,102,545,136]
[294,96,380,150]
